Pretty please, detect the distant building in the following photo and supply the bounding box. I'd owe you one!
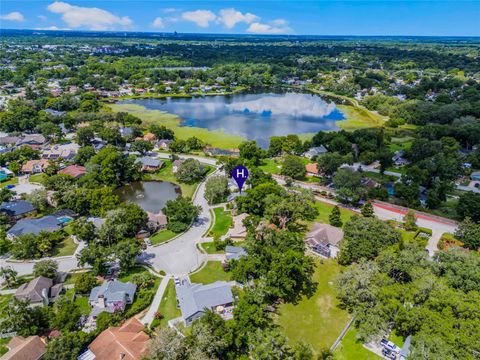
[155,139,173,150]
[305,223,344,258]
[79,317,149,360]
[172,159,184,173]
[176,280,235,326]
[147,211,168,231]
[135,157,163,172]
[1,336,46,360]
[303,145,328,159]
[7,215,61,239]
[14,276,63,306]
[21,159,51,174]
[42,142,80,160]
[59,164,87,179]
[225,246,247,261]
[471,171,480,181]
[0,200,36,219]
[305,163,322,177]
[45,108,66,117]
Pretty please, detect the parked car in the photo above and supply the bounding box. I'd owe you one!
[144,238,152,246]
[380,339,401,354]
[382,348,397,359]
[174,276,180,286]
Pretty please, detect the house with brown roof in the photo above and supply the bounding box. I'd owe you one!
[305,163,322,177]
[0,336,46,360]
[21,159,51,174]
[58,165,87,179]
[305,223,344,258]
[78,317,150,360]
[147,211,167,231]
[14,276,63,306]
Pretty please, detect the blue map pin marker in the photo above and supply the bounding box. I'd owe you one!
[231,165,249,193]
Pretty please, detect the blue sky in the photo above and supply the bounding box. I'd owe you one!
[1,1,479,36]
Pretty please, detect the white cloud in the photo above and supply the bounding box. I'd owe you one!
[217,8,258,29]
[34,26,70,30]
[47,1,132,30]
[181,10,216,28]
[152,17,165,28]
[38,15,48,21]
[247,20,293,34]
[0,11,25,22]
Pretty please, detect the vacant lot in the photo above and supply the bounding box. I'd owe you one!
[276,259,351,354]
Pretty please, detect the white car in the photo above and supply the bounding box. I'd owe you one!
[380,339,401,354]
[144,238,152,246]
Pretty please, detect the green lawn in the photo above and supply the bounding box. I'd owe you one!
[276,259,351,354]
[190,261,231,284]
[52,236,77,257]
[74,295,91,316]
[150,229,177,245]
[29,173,48,184]
[64,271,90,285]
[334,327,381,360]
[0,177,18,187]
[259,158,282,175]
[200,242,224,254]
[0,337,10,356]
[209,207,233,238]
[110,103,244,149]
[146,160,197,198]
[312,201,356,226]
[0,294,12,314]
[119,266,151,282]
[151,279,181,329]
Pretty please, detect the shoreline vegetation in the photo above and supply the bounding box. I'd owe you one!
[108,87,386,149]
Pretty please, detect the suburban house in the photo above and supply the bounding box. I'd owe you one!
[147,211,168,231]
[303,145,328,159]
[21,159,51,174]
[225,246,247,261]
[305,223,344,258]
[135,157,163,172]
[392,150,409,166]
[14,276,63,306]
[172,159,184,173]
[58,164,87,179]
[42,142,80,160]
[16,134,46,150]
[142,132,156,142]
[176,280,235,326]
[471,171,480,181]
[88,280,137,315]
[45,108,66,117]
[155,139,173,150]
[0,200,36,220]
[1,336,46,360]
[120,127,133,138]
[305,163,322,177]
[78,317,150,360]
[7,215,62,239]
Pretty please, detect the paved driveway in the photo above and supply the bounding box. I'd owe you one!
[139,171,217,276]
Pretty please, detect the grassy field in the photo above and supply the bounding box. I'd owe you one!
[29,173,48,184]
[209,207,233,238]
[52,236,77,257]
[109,103,244,149]
[74,295,91,316]
[200,241,223,254]
[259,158,283,174]
[0,177,18,187]
[146,160,197,198]
[337,104,386,131]
[276,259,351,354]
[150,229,177,245]
[312,201,356,226]
[190,261,231,284]
[151,279,181,329]
[334,327,381,360]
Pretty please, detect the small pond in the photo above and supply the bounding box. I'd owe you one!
[115,181,181,213]
[119,92,345,147]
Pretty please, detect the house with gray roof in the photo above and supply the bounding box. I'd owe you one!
[305,223,344,258]
[303,145,328,159]
[14,276,63,307]
[225,246,247,261]
[89,280,137,315]
[7,215,61,239]
[135,157,163,172]
[0,200,36,219]
[176,280,234,326]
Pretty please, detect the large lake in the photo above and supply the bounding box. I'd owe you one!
[115,181,181,213]
[119,92,345,147]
